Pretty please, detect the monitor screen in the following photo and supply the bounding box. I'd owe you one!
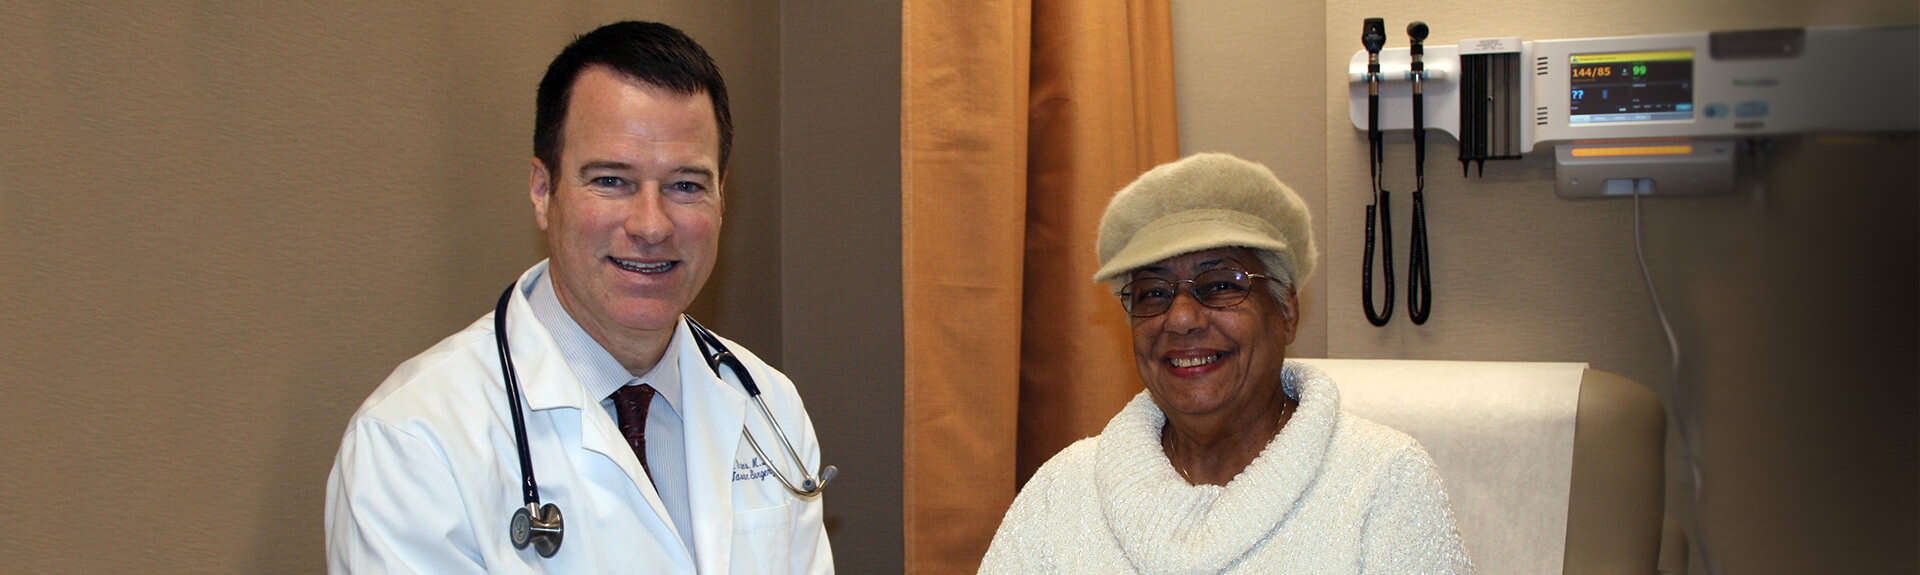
[1568,50,1694,124]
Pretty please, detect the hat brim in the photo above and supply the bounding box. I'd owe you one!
[1092,209,1291,285]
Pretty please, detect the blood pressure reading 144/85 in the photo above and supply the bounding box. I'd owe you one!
[1569,50,1694,124]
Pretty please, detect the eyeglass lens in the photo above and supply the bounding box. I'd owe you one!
[1121,269,1257,317]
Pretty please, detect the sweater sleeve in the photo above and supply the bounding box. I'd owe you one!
[976,443,1080,575]
[977,473,1049,574]
[1360,444,1474,575]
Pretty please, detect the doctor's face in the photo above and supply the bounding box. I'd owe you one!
[531,66,723,359]
[1128,247,1298,422]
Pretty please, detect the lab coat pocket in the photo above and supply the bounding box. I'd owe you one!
[729,502,794,574]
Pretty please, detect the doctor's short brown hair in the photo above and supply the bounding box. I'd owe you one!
[533,21,734,178]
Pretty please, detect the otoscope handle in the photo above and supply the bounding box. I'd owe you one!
[1408,21,1428,181]
[1368,94,1380,147]
[1412,93,1425,175]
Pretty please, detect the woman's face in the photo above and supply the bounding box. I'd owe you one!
[1128,247,1298,421]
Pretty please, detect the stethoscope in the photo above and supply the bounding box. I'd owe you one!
[493,284,838,558]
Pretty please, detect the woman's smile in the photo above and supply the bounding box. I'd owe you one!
[1164,349,1230,376]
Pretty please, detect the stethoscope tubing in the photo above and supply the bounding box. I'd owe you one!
[492,282,834,559]
[684,316,835,497]
[495,285,542,507]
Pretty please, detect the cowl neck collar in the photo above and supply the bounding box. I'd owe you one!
[1095,361,1340,574]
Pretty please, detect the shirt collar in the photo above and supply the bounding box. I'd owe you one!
[527,268,684,411]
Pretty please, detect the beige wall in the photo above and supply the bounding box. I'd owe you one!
[0,1,907,572]
[1177,0,1918,573]
[780,0,906,571]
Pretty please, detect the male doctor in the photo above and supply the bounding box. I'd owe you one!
[326,21,833,573]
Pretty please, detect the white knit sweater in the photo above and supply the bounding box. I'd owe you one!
[979,362,1473,574]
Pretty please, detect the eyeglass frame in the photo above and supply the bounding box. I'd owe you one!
[1115,268,1275,318]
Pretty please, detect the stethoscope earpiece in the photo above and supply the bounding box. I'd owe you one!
[808,465,840,492]
[510,502,565,558]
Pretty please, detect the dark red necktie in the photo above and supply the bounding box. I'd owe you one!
[611,384,658,483]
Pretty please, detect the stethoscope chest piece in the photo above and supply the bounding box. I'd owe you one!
[511,502,564,558]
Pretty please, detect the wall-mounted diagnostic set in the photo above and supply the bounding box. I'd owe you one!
[1344,22,1919,575]
[1346,25,1919,197]
[1359,18,1435,326]
[1345,22,1918,326]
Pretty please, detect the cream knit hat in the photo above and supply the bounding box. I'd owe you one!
[1093,153,1317,291]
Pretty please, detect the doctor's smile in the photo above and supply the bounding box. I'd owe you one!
[610,256,678,275]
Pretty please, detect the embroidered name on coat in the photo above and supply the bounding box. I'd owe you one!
[733,457,773,482]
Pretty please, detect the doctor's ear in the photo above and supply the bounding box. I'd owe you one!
[530,158,553,231]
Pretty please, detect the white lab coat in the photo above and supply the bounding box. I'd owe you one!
[326,262,833,574]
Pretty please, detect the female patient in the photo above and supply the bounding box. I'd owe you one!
[979,153,1472,574]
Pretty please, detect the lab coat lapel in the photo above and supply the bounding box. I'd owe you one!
[571,385,687,550]
[677,320,751,575]
[504,263,690,554]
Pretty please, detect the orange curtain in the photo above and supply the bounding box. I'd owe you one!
[901,1,1178,572]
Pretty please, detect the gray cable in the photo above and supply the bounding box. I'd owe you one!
[1632,184,1717,575]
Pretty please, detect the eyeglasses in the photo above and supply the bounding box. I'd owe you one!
[1118,269,1270,318]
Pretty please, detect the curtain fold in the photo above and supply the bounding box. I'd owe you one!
[902,1,1033,572]
[903,1,1176,572]
[1018,0,1178,485]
